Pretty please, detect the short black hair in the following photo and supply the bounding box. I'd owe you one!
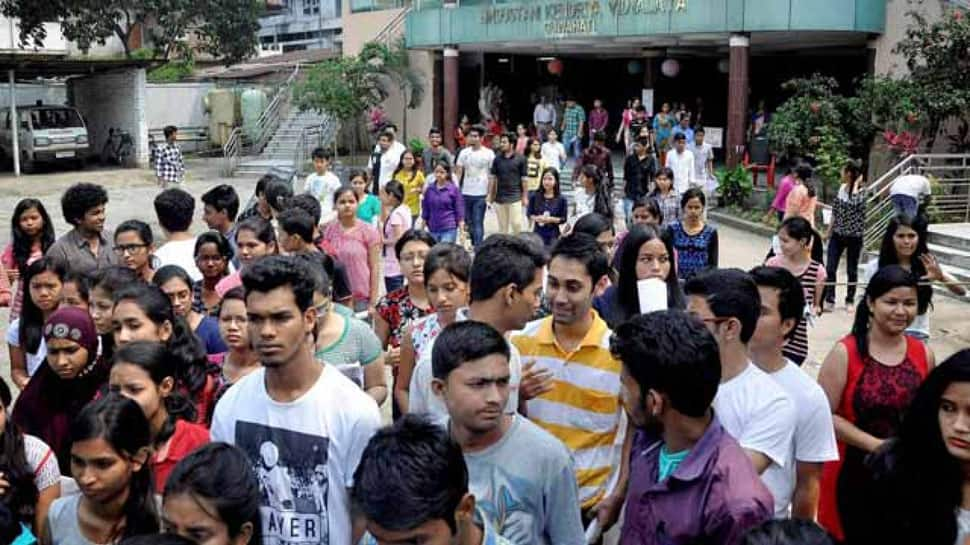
[470,235,546,303]
[265,180,293,213]
[429,127,442,136]
[612,310,720,417]
[673,132,687,142]
[394,229,436,260]
[287,193,323,225]
[255,174,275,197]
[467,124,486,137]
[423,243,471,285]
[551,233,609,285]
[681,187,706,209]
[201,184,240,222]
[352,414,468,534]
[278,207,315,243]
[740,520,835,545]
[311,147,332,161]
[153,188,195,233]
[61,182,108,225]
[684,268,762,343]
[749,266,805,341]
[241,255,316,312]
[163,125,178,139]
[695,127,705,135]
[293,252,333,296]
[432,321,510,381]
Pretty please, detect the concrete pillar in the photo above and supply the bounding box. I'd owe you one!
[443,46,459,151]
[9,69,18,177]
[726,34,749,168]
[866,38,878,76]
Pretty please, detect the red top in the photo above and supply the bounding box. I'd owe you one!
[152,419,210,493]
[818,334,928,540]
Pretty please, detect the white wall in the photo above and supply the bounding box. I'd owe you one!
[873,0,945,77]
[145,83,215,130]
[69,69,149,166]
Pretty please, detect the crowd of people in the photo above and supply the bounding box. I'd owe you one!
[0,102,965,545]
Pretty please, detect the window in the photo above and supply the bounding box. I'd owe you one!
[304,0,320,15]
[350,0,407,13]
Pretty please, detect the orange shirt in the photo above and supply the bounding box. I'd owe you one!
[784,183,817,227]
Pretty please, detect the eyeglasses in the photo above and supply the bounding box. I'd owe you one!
[113,243,148,255]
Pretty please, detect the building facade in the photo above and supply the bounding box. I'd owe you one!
[259,0,343,53]
[402,0,953,162]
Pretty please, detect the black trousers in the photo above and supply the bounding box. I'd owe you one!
[824,234,863,305]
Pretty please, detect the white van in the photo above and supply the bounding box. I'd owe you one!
[0,105,90,172]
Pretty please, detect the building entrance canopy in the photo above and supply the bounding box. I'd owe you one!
[406,0,885,49]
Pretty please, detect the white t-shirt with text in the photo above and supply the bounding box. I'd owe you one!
[456,146,496,197]
[713,362,796,472]
[211,367,382,545]
[760,360,839,518]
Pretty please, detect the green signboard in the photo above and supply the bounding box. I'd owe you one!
[405,0,886,48]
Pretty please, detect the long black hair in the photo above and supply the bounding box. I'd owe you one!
[0,376,38,526]
[19,257,65,353]
[70,394,159,540]
[163,443,263,545]
[614,225,684,324]
[851,264,925,359]
[579,164,613,220]
[877,214,933,308]
[113,283,210,398]
[860,350,970,545]
[112,341,198,439]
[10,199,54,275]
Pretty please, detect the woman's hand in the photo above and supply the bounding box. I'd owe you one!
[920,253,945,282]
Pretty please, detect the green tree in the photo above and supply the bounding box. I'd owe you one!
[359,38,427,140]
[0,0,261,65]
[292,55,388,160]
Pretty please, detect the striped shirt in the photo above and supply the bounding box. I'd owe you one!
[767,257,825,365]
[511,312,626,510]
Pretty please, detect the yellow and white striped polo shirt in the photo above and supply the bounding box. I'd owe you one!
[511,312,625,510]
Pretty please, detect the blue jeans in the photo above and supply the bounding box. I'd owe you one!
[431,229,457,243]
[564,134,582,161]
[464,195,487,248]
[623,198,635,226]
[891,194,918,217]
[384,275,404,293]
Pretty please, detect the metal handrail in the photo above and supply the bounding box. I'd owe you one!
[221,64,301,176]
[863,153,970,250]
[292,113,339,175]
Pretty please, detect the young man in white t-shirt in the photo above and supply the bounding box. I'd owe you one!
[432,321,585,545]
[665,132,696,195]
[153,188,202,281]
[409,235,545,421]
[750,266,838,519]
[685,269,796,476]
[454,125,495,248]
[304,147,342,224]
[211,256,381,545]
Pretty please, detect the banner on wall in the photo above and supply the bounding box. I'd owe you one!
[705,127,724,148]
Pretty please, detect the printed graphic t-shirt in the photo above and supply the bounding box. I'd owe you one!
[211,366,382,545]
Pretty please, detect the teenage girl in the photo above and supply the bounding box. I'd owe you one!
[3,199,55,321]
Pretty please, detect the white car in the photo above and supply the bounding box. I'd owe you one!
[0,105,90,172]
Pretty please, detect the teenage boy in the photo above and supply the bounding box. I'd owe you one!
[211,256,381,545]
[153,188,203,281]
[612,311,773,544]
[512,234,630,532]
[47,182,117,275]
[561,98,586,160]
[588,98,609,140]
[409,235,545,422]
[423,127,455,176]
[749,266,838,520]
[369,128,406,192]
[665,133,696,195]
[201,184,241,268]
[671,115,694,143]
[353,414,512,545]
[622,136,657,223]
[433,321,585,545]
[574,131,615,191]
[690,127,715,187]
[454,125,496,248]
[684,269,796,476]
[277,208,319,255]
[304,147,342,224]
[155,125,184,187]
[488,133,528,235]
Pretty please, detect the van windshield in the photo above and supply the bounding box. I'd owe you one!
[30,109,83,130]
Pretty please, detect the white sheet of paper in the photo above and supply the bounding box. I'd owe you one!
[637,278,668,313]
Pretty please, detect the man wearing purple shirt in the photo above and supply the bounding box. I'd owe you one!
[588,99,609,139]
[611,310,772,545]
